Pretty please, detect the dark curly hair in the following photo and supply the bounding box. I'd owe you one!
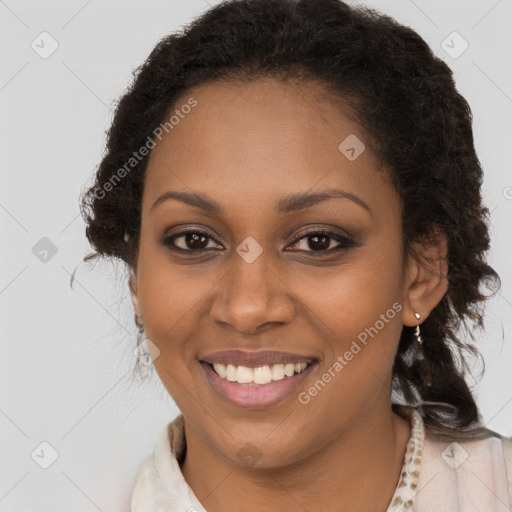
[78,0,501,440]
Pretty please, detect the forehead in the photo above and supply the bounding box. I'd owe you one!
[142,77,393,215]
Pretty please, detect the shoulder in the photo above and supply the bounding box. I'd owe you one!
[502,436,512,506]
[417,428,512,511]
[130,452,173,511]
[130,415,188,510]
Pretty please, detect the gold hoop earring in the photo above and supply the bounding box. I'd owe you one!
[414,312,423,345]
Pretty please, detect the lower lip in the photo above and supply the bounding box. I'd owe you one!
[200,361,318,408]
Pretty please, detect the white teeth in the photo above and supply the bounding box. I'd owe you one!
[284,363,295,377]
[254,366,272,384]
[210,361,311,384]
[271,363,285,380]
[213,363,226,379]
[236,365,254,383]
[226,364,237,382]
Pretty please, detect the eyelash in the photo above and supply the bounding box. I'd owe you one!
[161,228,355,255]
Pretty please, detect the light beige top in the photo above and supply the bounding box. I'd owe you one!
[131,406,512,511]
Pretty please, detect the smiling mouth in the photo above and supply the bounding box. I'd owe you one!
[202,360,316,386]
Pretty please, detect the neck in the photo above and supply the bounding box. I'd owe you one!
[181,401,411,512]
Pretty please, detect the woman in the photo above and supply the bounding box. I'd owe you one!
[79,0,512,510]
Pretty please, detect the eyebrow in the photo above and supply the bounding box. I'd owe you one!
[150,188,371,216]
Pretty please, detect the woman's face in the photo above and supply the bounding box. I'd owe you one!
[131,77,419,467]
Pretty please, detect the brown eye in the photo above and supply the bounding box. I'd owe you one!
[162,230,223,252]
[287,230,355,253]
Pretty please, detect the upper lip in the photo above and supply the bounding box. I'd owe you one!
[199,350,318,367]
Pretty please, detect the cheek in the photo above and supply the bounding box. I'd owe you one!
[289,245,404,378]
[137,245,218,339]
[291,251,403,336]
[294,267,404,432]
[135,265,197,370]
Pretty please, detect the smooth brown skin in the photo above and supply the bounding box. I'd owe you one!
[129,77,448,511]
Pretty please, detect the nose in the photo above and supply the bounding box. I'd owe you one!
[209,249,296,334]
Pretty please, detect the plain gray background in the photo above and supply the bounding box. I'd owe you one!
[1,0,511,510]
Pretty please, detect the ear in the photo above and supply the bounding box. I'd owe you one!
[402,226,448,327]
[129,268,143,322]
